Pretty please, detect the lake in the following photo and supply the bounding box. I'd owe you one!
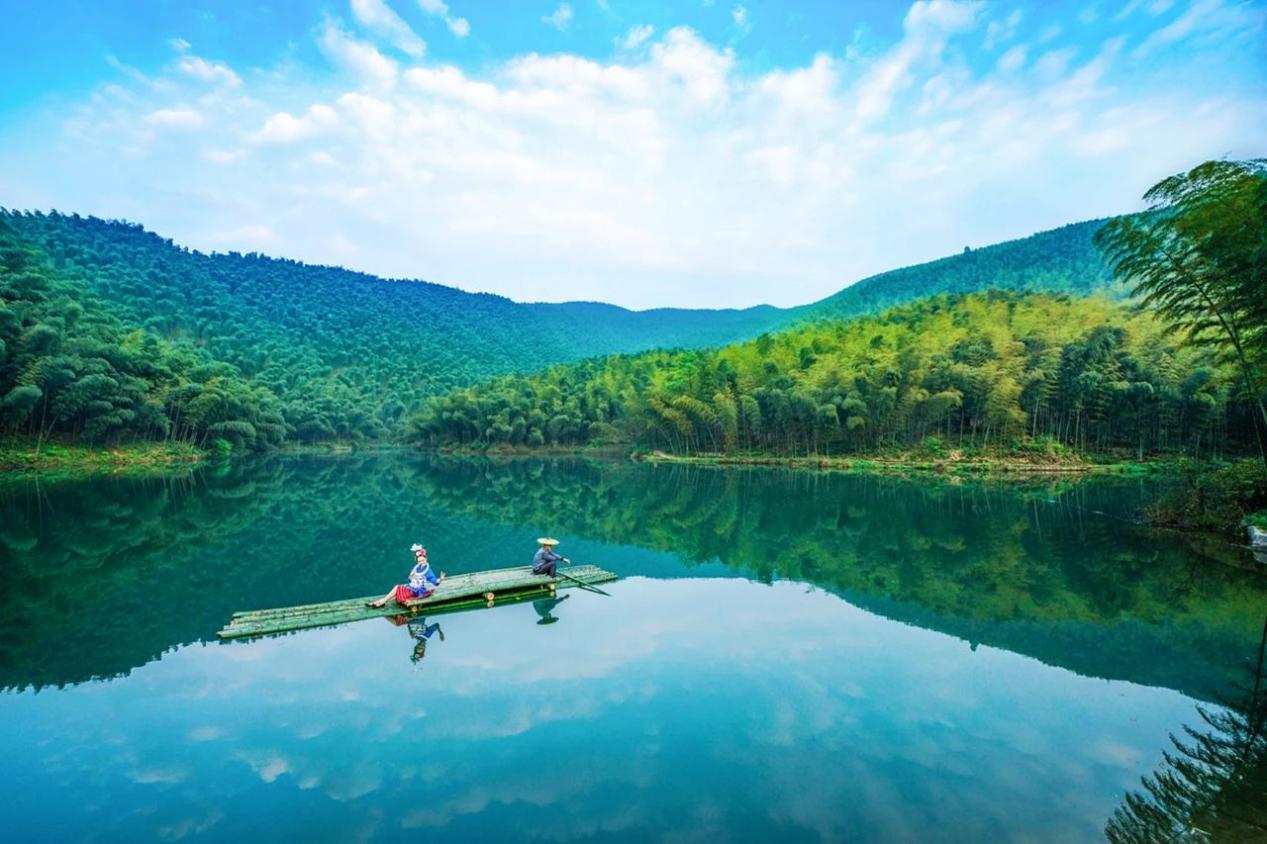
[2,453,1265,842]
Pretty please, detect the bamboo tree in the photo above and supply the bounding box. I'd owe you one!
[1097,159,1267,473]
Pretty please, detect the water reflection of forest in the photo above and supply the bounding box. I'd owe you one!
[1107,614,1267,842]
[1,453,1264,699]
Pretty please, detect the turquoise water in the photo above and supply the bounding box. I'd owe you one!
[1,454,1264,841]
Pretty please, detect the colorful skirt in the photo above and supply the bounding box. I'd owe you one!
[394,584,434,605]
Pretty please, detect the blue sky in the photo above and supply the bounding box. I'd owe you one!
[1,1,1264,308]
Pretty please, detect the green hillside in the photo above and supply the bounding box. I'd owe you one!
[411,291,1256,459]
[2,209,1126,448]
[801,219,1118,320]
[0,218,287,447]
[2,211,792,441]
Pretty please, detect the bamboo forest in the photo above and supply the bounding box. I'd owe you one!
[409,292,1254,458]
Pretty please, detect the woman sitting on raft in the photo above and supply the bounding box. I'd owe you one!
[368,544,445,608]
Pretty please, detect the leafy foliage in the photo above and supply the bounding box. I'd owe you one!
[0,210,1128,446]
[0,219,283,448]
[1096,158,1267,471]
[1142,459,1267,535]
[411,291,1259,459]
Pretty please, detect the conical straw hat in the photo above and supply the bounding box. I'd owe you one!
[536,537,560,546]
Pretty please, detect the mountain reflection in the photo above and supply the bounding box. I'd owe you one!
[0,452,1263,698]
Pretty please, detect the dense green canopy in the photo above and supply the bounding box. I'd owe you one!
[1,209,1122,447]
[410,291,1258,459]
[805,218,1117,320]
[1,210,791,442]
[0,219,284,448]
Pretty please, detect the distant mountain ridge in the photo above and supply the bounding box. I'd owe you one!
[1,209,1118,443]
[800,218,1117,320]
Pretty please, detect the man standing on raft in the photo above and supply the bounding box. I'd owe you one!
[368,544,445,608]
[531,537,569,577]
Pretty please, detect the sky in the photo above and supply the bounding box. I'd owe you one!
[0,1,1264,309]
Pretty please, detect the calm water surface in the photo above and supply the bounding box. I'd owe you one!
[1,454,1265,842]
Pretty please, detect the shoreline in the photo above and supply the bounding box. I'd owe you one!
[0,440,209,480]
[630,450,1170,477]
[0,437,1187,482]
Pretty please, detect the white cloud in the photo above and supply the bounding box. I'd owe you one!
[1132,0,1265,57]
[170,37,192,52]
[1033,45,1077,79]
[732,5,749,30]
[145,107,205,129]
[417,0,470,38]
[319,21,400,87]
[542,3,573,31]
[254,104,339,143]
[852,0,983,125]
[618,24,655,50]
[176,55,242,87]
[1114,0,1149,20]
[650,27,735,105]
[204,148,246,164]
[983,8,1021,50]
[996,44,1027,73]
[351,0,426,57]
[18,2,1267,309]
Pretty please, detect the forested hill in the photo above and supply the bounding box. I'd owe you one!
[2,208,1124,446]
[412,291,1255,460]
[801,219,1118,320]
[1,211,792,440]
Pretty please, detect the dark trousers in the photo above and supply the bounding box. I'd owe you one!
[533,561,557,577]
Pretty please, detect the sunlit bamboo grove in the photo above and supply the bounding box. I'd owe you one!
[410,292,1259,459]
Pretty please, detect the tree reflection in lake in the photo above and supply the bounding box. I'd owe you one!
[412,456,1267,701]
[0,452,1264,704]
[1107,612,1267,842]
[5,452,1267,842]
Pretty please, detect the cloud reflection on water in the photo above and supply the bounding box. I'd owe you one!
[2,575,1206,842]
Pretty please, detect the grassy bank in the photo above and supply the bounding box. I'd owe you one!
[0,439,208,480]
[1138,459,1267,538]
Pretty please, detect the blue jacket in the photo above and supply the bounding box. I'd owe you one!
[532,548,562,573]
[406,561,440,595]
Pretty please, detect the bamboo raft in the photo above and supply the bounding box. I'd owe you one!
[217,564,617,640]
